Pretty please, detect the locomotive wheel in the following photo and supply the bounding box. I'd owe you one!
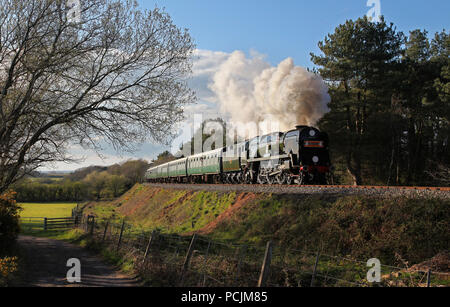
[298,172,305,185]
[243,172,250,184]
[266,175,275,185]
[257,173,266,184]
[236,172,243,184]
[231,173,236,184]
[233,173,241,184]
[285,175,293,185]
[228,174,234,184]
[245,171,255,184]
[275,173,284,185]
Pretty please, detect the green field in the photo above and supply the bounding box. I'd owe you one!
[19,203,78,218]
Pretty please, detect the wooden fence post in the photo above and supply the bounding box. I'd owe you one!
[427,269,432,287]
[89,216,95,235]
[310,250,321,287]
[173,235,182,258]
[116,220,125,251]
[234,244,247,286]
[179,234,198,286]
[142,230,158,265]
[257,241,273,287]
[201,239,212,287]
[43,217,47,231]
[102,221,109,242]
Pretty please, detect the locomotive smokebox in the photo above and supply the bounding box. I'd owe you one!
[295,125,309,130]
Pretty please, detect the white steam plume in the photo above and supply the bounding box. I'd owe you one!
[209,51,330,136]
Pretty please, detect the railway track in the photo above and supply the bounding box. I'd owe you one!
[297,184,450,191]
[144,183,450,199]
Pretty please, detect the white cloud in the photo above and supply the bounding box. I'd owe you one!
[188,49,231,103]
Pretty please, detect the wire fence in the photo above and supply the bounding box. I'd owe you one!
[74,213,448,287]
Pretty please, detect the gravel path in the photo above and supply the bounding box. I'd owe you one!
[145,183,450,200]
[15,236,140,287]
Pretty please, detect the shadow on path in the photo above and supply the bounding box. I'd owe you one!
[14,235,140,287]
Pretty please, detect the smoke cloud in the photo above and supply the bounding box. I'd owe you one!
[209,51,330,136]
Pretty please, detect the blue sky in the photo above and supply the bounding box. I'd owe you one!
[45,0,449,171]
[140,0,449,67]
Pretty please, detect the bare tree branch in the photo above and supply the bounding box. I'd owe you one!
[0,0,196,192]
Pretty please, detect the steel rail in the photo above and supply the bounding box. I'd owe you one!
[145,183,450,192]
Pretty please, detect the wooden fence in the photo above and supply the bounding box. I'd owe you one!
[20,216,80,232]
[45,217,77,231]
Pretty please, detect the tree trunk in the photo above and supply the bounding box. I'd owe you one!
[346,152,363,186]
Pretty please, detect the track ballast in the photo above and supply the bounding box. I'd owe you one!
[144,183,450,199]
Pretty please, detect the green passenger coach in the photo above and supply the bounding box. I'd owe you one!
[187,148,223,176]
[169,158,187,178]
[200,148,222,174]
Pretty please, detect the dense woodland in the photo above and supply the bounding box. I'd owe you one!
[313,17,449,186]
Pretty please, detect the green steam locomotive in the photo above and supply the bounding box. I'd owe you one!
[145,125,332,185]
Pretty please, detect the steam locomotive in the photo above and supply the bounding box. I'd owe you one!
[145,125,333,185]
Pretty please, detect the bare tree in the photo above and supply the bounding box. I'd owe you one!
[0,0,196,192]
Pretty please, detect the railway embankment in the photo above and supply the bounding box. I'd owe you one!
[82,184,450,268]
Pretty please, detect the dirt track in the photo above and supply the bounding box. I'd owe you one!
[15,236,140,287]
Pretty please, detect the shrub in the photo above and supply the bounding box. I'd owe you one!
[0,191,22,250]
[0,256,18,286]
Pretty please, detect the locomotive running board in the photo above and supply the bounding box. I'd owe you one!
[247,154,289,163]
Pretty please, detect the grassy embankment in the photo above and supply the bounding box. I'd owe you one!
[82,184,449,268]
[12,187,448,285]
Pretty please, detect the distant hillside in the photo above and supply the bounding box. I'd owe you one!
[83,184,449,267]
[14,160,150,202]
[33,171,72,179]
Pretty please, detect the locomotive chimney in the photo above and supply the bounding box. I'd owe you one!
[295,125,309,130]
